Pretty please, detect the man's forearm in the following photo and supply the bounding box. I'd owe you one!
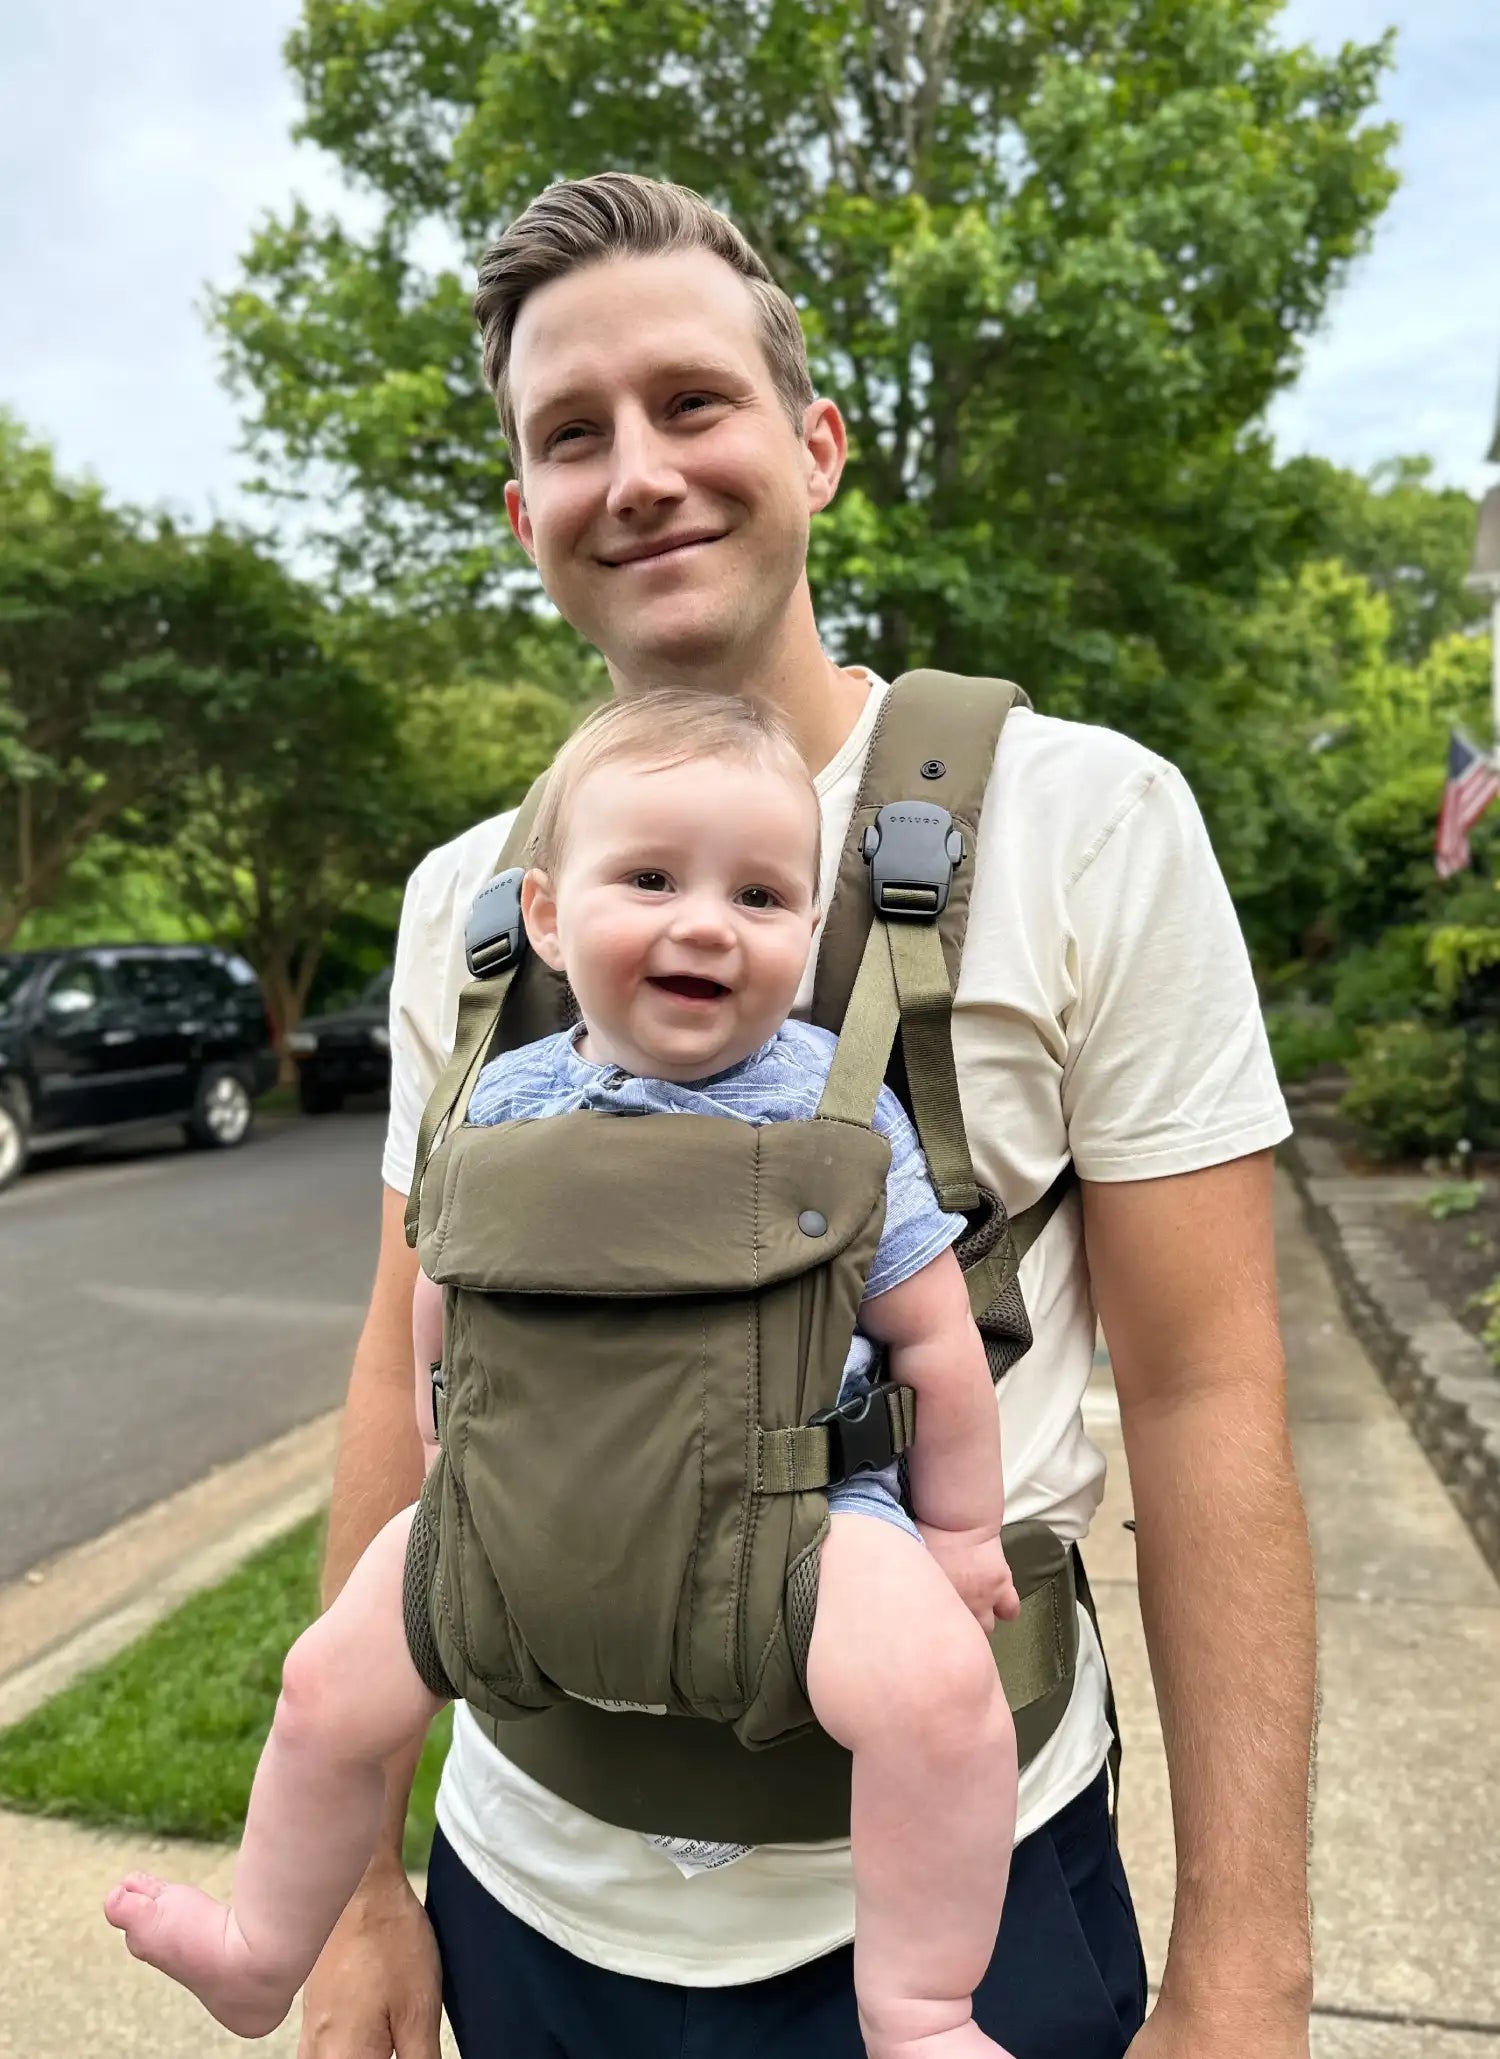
[322,1323,428,1603]
[1123,1373,1316,2013]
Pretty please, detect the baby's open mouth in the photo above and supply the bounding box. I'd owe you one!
[649,976,730,1001]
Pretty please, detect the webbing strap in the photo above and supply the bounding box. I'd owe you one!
[886,918,981,1215]
[756,1386,917,1495]
[813,917,979,1215]
[814,919,899,1128]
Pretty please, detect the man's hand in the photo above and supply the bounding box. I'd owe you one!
[1126,1990,1311,2059]
[296,1865,443,2059]
[916,1522,1020,1632]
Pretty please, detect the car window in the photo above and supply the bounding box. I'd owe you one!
[361,965,393,1008]
[113,957,193,1010]
[43,959,108,1020]
[0,958,40,1015]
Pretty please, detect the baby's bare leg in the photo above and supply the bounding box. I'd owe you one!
[104,1505,445,2037]
[807,1513,1018,2059]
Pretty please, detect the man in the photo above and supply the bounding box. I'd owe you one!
[296,172,1315,2059]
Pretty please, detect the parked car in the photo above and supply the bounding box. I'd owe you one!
[285,965,393,1114]
[0,943,279,1193]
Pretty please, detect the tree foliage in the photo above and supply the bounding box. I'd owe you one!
[0,415,349,948]
[215,0,1398,730]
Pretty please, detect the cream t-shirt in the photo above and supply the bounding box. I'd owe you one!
[382,673,1290,1983]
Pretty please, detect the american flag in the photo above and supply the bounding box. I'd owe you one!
[1435,729,1500,879]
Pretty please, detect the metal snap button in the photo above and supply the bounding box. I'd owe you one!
[797,1210,828,1237]
[920,758,946,780]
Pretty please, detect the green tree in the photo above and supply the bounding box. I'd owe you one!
[215,0,1398,737]
[0,415,349,947]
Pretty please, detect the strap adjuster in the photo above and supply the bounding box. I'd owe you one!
[861,802,964,919]
[807,1386,914,1482]
[465,868,528,979]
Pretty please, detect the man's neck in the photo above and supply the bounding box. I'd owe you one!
[608,586,871,777]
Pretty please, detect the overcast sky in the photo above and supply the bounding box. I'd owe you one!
[1,0,1495,538]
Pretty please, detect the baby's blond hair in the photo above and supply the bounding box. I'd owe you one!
[527,690,821,891]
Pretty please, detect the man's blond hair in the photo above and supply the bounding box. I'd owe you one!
[528,690,820,892]
[474,172,815,456]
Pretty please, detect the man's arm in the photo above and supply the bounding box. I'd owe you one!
[1082,1149,1316,2055]
[297,1183,444,2059]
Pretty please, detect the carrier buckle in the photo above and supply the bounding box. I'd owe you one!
[465,868,528,979]
[808,1388,906,1482]
[861,802,965,919]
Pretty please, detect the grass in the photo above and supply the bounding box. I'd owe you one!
[0,1517,450,1870]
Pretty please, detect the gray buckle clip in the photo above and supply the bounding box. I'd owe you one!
[861,802,964,919]
[465,868,528,979]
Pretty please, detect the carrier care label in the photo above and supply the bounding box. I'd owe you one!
[645,1835,755,1878]
[563,1690,668,1716]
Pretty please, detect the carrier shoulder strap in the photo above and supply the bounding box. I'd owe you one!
[811,670,1075,1324]
[403,777,563,1246]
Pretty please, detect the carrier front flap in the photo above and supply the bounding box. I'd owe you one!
[418,1111,892,1297]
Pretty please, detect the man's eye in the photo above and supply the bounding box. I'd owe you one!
[632,871,670,892]
[675,393,718,416]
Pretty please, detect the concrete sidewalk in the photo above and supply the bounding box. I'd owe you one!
[2,1168,1498,2056]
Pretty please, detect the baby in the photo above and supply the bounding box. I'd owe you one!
[106,691,1022,2059]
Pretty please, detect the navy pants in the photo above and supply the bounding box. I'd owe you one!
[426,1770,1147,2058]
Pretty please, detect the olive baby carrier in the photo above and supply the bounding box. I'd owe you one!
[402,672,1107,1841]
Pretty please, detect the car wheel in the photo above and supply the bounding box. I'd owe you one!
[186,1065,255,1150]
[0,1085,31,1193]
[298,1073,345,1116]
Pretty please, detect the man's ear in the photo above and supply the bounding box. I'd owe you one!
[505,478,536,561]
[802,398,847,516]
[521,867,565,971]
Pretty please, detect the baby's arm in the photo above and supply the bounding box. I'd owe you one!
[411,1268,444,1474]
[859,1246,1019,1627]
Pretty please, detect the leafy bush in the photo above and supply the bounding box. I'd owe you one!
[1328,925,1441,1034]
[1338,1021,1500,1160]
[1263,1006,1353,1084]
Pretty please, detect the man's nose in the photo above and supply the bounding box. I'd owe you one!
[606,410,686,521]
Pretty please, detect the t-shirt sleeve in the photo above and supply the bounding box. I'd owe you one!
[1061,761,1290,1181]
[862,1087,968,1298]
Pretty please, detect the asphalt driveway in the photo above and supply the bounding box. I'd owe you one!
[0,1108,385,1582]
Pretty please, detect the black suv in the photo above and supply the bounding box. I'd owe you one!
[285,965,392,1113]
[0,944,279,1192]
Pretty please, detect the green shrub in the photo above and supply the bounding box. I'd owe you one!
[1337,1020,1500,1160]
[1328,926,1441,1034]
[1263,1006,1352,1084]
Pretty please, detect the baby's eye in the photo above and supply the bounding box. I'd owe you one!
[738,885,779,910]
[632,871,671,892]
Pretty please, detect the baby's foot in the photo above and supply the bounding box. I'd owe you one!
[104,1872,295,2038]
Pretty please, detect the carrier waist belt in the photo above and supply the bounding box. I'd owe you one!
[471,1520,1079,1845]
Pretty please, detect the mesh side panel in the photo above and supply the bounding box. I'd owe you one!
[956,1191,1034,1380]
[402,1491,457,1701]
[785,1543,822,1694]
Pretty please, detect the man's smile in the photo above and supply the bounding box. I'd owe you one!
[599,529,726,568]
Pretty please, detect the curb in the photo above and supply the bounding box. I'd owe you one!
[1280,1126,1500,1579]
[0,1413,338,1730]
